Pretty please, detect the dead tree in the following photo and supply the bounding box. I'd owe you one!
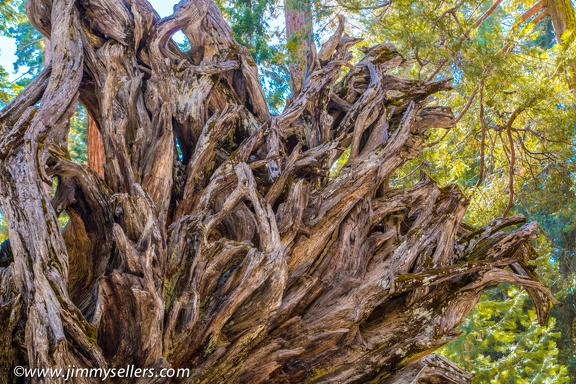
[0,0,558,382]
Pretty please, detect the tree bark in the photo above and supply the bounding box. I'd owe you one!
[87,114,105,177]
[545,0,576,97]
[284,0,314,95]
[48,37,105,178]
[44,38,51,65]
[546,0,576,44]
[0,0,558,383]
[383,354,473,383]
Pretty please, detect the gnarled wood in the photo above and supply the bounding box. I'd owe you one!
[0,0,558,382]
[383,354,473,384]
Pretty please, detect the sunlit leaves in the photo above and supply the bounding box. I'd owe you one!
[338,0,576,380]
[441,285,569,384]
[68,105,88,164]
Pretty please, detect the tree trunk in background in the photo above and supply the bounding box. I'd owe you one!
[284,0,314,95]
[0,0,559,382]
[87,115,105,178]
[546,0,576,92]
[546,0,576,44]
[47,37,105,178]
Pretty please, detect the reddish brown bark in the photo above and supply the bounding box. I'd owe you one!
[87,115,105,178]
[284,0,314,95]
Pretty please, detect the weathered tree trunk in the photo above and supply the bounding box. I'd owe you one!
[87,114,105,177]
[44,37,51,65]
[0,0,558,383]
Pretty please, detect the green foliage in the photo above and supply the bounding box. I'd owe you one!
[439,224,570,382]
[0,65,20,105]
[0,0,25,103]
[9,16,45,80]
[0,214,7,243]
[338,0,576,380]
[6,1,45,87]
[0,0,21,31]
[0,0,44,102]
[69,105,88,164]
[329,147,350,178]
[217,0,290,111]
[443,285,569,383]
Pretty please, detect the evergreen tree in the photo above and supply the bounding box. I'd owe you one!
[316,0,576,380]
[272,3,576,379]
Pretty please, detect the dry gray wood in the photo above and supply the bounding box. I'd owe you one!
[383,354,474,383]
[0,0,559,382]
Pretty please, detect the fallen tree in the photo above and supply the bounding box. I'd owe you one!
[0,0,559,382]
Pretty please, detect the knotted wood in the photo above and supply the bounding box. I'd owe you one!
[0,0,558,382]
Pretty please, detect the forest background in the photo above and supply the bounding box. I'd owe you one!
[1,0,575,382]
